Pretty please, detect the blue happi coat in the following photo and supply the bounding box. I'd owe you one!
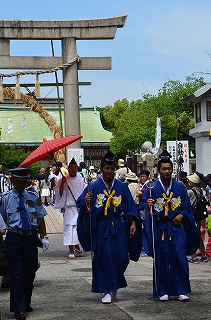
[140,178,200,298]
[77,177,142,293]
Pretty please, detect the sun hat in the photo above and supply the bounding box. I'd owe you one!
[187,173,201,184]
[118,159,125,167]
[125,172,138,181]
[89,165,95,170]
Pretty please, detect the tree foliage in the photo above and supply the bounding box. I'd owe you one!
[0,145,41,177]
[98,75,206,158]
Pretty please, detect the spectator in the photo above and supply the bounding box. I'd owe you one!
[79,161,89,182]
[0,165,9,194]
[39,168,51,206]
[187,172,208,263]
[88,166,97,183]
[135,170,150,257]
[125,172,139,206]
[116,159,131,182]
[136,170,150,200]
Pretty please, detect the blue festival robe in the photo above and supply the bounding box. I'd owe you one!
[77,177,142,293]
[139,179,200,298]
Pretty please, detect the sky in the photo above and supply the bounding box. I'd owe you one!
[1,0,211,108]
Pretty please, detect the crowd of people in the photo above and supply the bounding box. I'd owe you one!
[0,151,211,318]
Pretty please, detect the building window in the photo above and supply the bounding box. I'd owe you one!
[206,101,211,121]
[195,102,201,123]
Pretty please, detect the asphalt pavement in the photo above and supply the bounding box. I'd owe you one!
[0,233,211,320]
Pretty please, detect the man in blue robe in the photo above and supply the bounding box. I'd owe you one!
[77,151,142,304]
[140,154,200,302]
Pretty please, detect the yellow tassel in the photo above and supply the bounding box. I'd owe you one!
[35,73,40,97]
[14,75,21,101]
[0,76,3,103]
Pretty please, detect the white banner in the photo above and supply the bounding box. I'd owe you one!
[166,141,189,176]
[154,117,161,155]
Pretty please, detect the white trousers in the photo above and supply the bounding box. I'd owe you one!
[63,206,79,246]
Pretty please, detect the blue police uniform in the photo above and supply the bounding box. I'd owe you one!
[0,213,7,230]
[0,184,47,318]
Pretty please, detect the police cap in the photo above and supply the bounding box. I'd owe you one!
[9,168,31,180]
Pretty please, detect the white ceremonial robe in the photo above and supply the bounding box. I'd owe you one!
[54,174,87,245]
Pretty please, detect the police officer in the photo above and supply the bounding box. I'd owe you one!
[0,168,49,320]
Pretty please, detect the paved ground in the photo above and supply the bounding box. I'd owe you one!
[43,205,63,234]
[0,207,211,320]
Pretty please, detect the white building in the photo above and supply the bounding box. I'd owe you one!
[182,84,211,175]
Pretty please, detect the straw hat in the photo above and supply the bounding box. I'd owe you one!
[187,173,201,184]
[125,172,138,181]
[118,159,125,167]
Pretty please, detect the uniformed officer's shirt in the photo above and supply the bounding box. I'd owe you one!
[0,213,7,230]
[0,189,47,230]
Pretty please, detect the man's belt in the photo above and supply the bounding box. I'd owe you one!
[8,229,37,236]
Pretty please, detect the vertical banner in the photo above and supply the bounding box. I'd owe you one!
[154,117,161,155]
[167,141,189,177]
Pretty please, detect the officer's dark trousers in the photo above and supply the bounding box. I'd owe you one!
[5,231,38,312]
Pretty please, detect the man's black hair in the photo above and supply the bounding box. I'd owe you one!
[157,159,173,171]
[79,161,86,168]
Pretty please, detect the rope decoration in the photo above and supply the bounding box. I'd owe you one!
[0,55,80,78]
[0,54,80,102]
[2,86,66,162]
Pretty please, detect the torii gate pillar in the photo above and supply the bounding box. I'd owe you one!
[62,38,80,141]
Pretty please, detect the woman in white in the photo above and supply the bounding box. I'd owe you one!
[54,158,87,258]
[40,174,51,205]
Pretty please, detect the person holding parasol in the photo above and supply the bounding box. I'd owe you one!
[54,158,87,258]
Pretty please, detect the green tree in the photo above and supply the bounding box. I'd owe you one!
[0,145,41,177]
[98,75,206,157]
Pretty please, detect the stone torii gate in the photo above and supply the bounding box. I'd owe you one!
[0,15,127,154]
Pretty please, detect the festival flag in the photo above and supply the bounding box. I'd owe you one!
[153,117,161,156]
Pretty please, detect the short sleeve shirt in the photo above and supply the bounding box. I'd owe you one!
[0,189,47,230]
